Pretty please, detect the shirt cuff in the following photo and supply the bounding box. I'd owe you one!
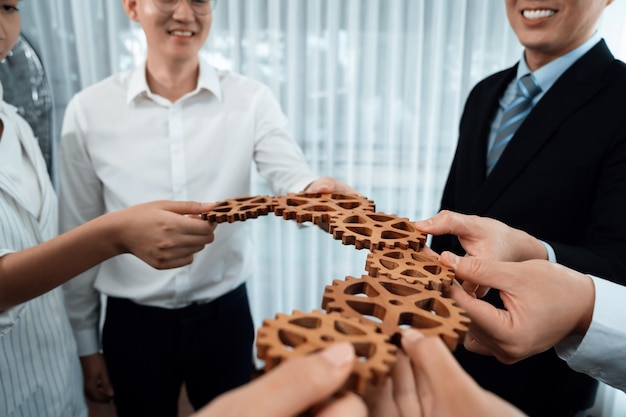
[540,240,557,262]
[74,326,101,357]
[556,275,626,391]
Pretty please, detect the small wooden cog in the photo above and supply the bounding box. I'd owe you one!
[272,192,376,227]
[256,310,397,395]
[365,247,455,291]
[329,211,427,251]
[203,196,275,223]
[322,275,469,350]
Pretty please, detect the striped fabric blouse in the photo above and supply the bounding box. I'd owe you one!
[0,87,87,416]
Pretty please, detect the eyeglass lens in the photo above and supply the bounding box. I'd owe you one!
[153,0,216,15]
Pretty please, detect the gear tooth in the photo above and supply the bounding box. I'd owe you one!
[261,317,275,327]
[274,312,291,321]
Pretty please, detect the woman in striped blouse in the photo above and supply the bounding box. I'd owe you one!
[0,2,216,416]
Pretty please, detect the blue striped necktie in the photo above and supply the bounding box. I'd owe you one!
[486,74,542,175]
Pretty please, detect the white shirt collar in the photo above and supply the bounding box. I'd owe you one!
[126,58,223,105]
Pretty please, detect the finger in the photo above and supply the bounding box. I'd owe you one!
[202,342,355,417]
[413,210,473,237]
[168,217,217,240]
[418,245,439,258]
[440,252,514,292]
[150,254,195,270]
[463,336,497,357]
[86,380,111,403]
[401,330,454,388]
[461,280,480,296]
[475,285,491,298]
[363,377,399,417]
[315,392,367,417]
[402,329,477,400]
[449,280,507,335]
[333,182,361,195]
[157,200,216,215]
[84,385,102,402]
[309,181,334,193]
[390,351,421,417]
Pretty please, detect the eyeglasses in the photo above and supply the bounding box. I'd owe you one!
[152,0,217,16]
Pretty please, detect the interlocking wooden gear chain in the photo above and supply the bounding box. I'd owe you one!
[202,192,470,395]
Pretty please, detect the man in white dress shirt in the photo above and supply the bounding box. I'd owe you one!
[58,0,356,416]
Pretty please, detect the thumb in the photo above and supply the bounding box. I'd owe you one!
[201,342,355,417]
[440,251,506,291]
[255,342,355,415]
[401,329,471,390]
[449,279,502,334]
[157,201,215,215]
[414,210,471,237]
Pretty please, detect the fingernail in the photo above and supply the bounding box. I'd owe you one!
[320,342,355,367]
[402,329,425,344]
[442,251,460,267]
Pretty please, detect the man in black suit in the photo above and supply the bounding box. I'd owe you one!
[430,1,626,416]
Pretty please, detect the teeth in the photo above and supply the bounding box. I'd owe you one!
[523,9,556,19]
[171,31,193,37]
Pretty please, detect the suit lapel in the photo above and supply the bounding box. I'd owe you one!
[472,41,614,213]
[465,69,515,195]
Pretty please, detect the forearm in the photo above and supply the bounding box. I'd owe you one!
[0,213,122,310]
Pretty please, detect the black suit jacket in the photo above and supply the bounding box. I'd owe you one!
[432,40,626,417]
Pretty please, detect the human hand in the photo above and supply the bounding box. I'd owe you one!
[112,200,216,269]
[305,176,360,195]
[415,210,548,297]
[193,342,366,417]
[415,210,547,262]
[79,353,114,403]
[380,329,528,417]
[441,252,595,363]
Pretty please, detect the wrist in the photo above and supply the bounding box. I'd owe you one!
[573,275,595,337]
[91,211,127,257]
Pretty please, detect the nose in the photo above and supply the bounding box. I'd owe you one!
[171,0,196,21]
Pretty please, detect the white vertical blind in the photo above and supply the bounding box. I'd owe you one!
[16,1,626,414]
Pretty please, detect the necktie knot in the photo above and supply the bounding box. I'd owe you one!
[517,74,541,100]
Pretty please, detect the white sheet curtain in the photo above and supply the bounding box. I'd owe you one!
[18,1,626,415]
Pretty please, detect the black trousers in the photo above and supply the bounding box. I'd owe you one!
[102,283,254,417]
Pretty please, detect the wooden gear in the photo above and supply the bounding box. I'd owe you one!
[365,247,455,291]
[255,310,397,395]
[201,192,469,395]
[322,275,469,350]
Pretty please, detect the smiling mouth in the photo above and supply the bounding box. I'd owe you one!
[522,9,556,20]
[169,30,194,37]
